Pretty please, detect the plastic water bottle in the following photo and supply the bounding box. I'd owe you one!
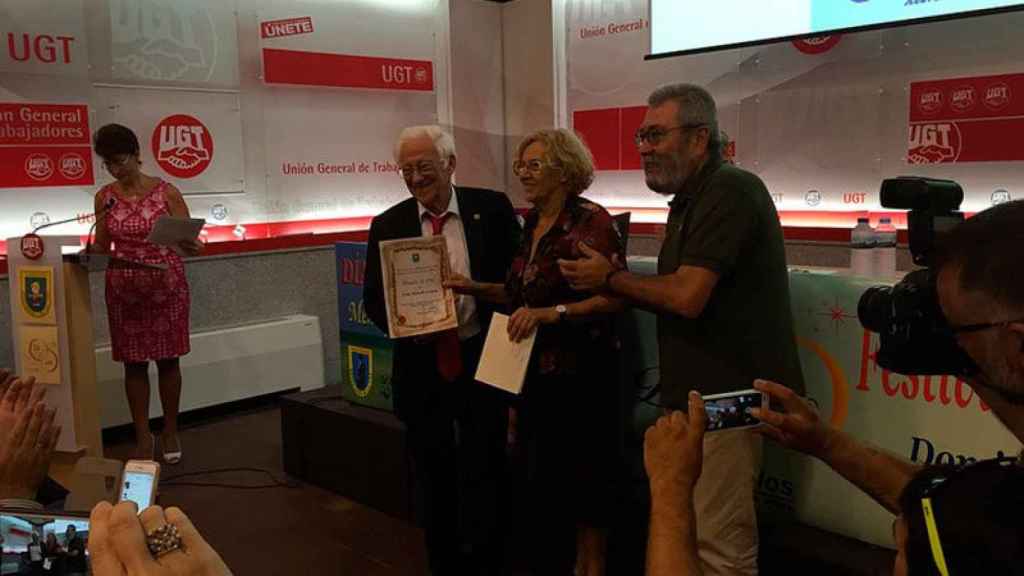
[873,217,898,278]
[850,217,875,277]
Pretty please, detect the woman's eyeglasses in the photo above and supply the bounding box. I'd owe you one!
[102,156,133,169]
[513,159,558,176]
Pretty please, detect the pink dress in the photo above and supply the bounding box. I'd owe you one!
[101,180,191,363]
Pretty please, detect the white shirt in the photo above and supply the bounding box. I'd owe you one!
[418,188,480,341]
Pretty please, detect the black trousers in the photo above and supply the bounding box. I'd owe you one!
[402,334,509,575]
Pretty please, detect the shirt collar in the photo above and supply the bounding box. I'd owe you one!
[418,186,461,221]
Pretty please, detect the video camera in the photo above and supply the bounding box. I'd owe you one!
[856,177,977,376]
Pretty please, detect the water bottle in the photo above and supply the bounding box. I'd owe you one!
[850,217,875,277]
[873,217,898,278]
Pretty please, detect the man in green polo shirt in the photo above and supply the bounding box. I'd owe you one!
[560,83,804,576]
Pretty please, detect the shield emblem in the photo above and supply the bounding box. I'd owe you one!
[347,345,374,398]
[19,268,53,320]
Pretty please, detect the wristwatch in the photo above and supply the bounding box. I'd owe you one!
[556,304,568,323]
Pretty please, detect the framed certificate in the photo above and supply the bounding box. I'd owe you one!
[379,236,458,338]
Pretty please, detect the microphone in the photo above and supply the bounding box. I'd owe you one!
[30,198,117,236]
[85,197,117,253]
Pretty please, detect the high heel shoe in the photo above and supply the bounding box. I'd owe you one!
[161,434,183,465]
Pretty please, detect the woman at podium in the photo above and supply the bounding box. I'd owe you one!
[89,123,203,463]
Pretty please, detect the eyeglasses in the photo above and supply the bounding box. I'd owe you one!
[399,161,443,179]
[947,317,1024,335]
[102,156,133,169]
[634,123,707,148]
[512,159,558,176]
[915,457,1020,576]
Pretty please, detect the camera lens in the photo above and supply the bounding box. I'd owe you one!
[857,286,893,333]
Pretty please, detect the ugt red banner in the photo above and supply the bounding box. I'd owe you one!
[262,48,434,92]
[0,146,94,188]
[908,73,1024,164]
[0,103,90,145]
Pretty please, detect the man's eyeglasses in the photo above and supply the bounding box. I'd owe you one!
[947,317,1024,335]
[400,161,441,179]
[915,457,1020,576]
[634,122,707,148]
[512,159,558,176]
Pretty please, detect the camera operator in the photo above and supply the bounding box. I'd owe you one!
[751,199,1024,514]
[645,396,1024,576]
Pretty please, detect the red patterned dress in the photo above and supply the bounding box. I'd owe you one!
[101,180,191,363]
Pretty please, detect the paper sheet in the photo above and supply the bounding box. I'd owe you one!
[474,313,535,395]
[146,216,205,254]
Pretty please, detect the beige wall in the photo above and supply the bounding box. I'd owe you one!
[449,0,507,194]
[499,0,555,207]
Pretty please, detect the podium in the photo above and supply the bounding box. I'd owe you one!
[6,235,103,458]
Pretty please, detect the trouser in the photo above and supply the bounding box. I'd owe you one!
[692,429,763,576]
[404,335,509,576]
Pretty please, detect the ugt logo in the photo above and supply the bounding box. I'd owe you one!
[907,123,962,164]
[151,114,214,179]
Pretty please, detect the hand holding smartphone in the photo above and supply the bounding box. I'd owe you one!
[701,389,767,432]
[0,509,91,575]
[118,460,160,512]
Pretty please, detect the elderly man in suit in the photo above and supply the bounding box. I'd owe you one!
[364,125,520,575]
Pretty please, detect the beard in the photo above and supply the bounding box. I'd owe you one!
[974,350,1024,406]
[643,156,688,195]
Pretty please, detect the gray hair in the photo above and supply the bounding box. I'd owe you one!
[647,83,722,161]
[394,125,456,164]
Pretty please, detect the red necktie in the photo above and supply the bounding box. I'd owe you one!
[427,212,462,382]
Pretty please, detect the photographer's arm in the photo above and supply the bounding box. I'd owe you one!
[645,396,708,576]
[752,380,918,515]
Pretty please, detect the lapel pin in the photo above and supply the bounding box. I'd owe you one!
[473,213,481,220]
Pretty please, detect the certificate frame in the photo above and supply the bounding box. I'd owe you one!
[379,236,458,338]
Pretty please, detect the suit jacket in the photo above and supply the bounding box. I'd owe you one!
[364,186,521,421]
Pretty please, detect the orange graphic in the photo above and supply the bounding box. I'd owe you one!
[797,336,849,428]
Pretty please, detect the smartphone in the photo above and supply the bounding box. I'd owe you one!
[118,459,161,512]
[0,508,91,574]
[702,389,767,432]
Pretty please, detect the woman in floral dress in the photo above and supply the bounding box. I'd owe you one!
[90,124,203,463]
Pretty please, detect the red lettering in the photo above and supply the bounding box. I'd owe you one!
[923,375,937,402]
[856,329,874,391]
[882,370,900,397]
[901,375,920,400]
[955,379,974,408]
[7,33,29,61]
[35,35,56,63]
[981,398,991,412]
[940,377,953,405]
[6,33,73,64]
[57,36,74,63]
[341,258,365,285]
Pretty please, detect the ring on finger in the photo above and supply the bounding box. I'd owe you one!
[147,524,183,558]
